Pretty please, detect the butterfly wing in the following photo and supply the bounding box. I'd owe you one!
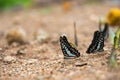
[95,32,104,52]
[86,31,104,54]
[86,31,99,53]
[102,23,109,40]
[109,29,115,45]
[60,35,80,59]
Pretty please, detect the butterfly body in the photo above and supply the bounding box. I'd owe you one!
[60,35,80,59]
[86,31,104,54]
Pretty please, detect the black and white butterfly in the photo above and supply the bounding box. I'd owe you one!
[99,23,109,40]
[60,35,80,59]
[86,31,104,54]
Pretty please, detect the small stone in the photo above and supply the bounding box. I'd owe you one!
[37,75,51,80]
[3,56,16,63]
[33,29,49,42]
[26,59,38,64]
[0,48,2,51]
[6,27,26,45]
[16,47,26,56]
[89,14,99,22]
[75,62,87,67]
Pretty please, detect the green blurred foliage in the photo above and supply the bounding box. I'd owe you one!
[0,0,32,10]
[108,49,118,69]
[87,0,104,4]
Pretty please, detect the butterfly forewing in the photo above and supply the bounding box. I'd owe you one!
[102,23,109,40]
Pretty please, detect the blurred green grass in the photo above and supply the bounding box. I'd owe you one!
[0,0,32,10]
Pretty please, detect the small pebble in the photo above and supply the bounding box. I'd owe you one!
[37,75,51,80]
[3,56,16,63]
[26,59,38,64]
[6,27,26,45]
[0,48,3,51]
[75,62,87,67]
[33,29,49,42]
[16,47,26,56]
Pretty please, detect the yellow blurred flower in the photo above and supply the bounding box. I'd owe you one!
[107,8,120,26]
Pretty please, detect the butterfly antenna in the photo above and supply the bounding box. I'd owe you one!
[74,22,78,46]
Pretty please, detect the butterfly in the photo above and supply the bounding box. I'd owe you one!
[60,35,80,59]
[86,31,104,54]
[99,23,109,40]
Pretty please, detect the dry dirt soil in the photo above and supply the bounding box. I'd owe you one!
[0,1,120,80]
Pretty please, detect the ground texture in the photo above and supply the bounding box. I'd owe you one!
[0,1,120,80]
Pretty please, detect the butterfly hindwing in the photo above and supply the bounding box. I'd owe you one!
[60,35,80,59]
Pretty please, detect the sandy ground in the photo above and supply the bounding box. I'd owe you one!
[0,1,120,80]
